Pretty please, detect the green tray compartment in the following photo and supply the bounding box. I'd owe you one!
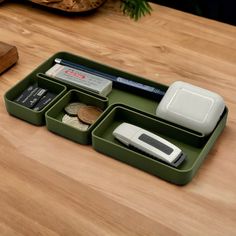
[46,89,108,144]
[92,105,228,185]
[4,75,67,125]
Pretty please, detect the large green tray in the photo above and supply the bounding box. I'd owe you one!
[4,51,228,185]
[92,105,227,185]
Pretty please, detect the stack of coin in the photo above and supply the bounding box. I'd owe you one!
[62,102,103,131]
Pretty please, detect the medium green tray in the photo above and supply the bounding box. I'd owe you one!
[4,51,228,184]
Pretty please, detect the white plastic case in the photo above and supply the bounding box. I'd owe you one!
[113,122,186,167]
[156,81,225,135]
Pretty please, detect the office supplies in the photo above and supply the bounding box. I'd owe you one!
[113,122,186,167]
[33,92,56,111]
[15,84,57,111]
[15,84,38,104]
[46,64,112,96]
[15,84,47,108]
[156,81,225,135]
[55,58,166,100]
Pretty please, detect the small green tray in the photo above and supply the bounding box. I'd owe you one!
[4,75,67,125]
[4,51,228,184]
[46,89,108,144]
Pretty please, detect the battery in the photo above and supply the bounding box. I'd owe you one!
[45,64,112,96]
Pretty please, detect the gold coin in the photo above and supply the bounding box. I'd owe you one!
[78,106,103,125]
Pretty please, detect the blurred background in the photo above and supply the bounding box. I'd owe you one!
[150,0,236,26]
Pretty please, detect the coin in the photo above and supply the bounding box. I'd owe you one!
[62,114,89,131]
[77,106,103,125]
[64,102,86,116]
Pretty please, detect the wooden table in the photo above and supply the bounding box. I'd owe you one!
[0,1,236,235]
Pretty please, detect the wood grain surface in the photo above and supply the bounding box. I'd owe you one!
[0,0,236,235]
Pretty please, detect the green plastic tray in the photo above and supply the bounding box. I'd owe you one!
[4,51,228,184]
[46,89,108,144]
[92,105,227,185]
[4,75,67,125]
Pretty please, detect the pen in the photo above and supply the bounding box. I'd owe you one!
[54,58,166,100]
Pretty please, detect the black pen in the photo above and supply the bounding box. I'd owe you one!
[54,58,166,100]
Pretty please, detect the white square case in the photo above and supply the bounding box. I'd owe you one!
[156,81,225,135]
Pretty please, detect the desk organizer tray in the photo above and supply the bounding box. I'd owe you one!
[4,75,67,125]
[4,51,228,185]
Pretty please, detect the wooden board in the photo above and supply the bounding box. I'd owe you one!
[0,42,18,74]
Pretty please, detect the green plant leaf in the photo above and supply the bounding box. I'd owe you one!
[121,0,152,20]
